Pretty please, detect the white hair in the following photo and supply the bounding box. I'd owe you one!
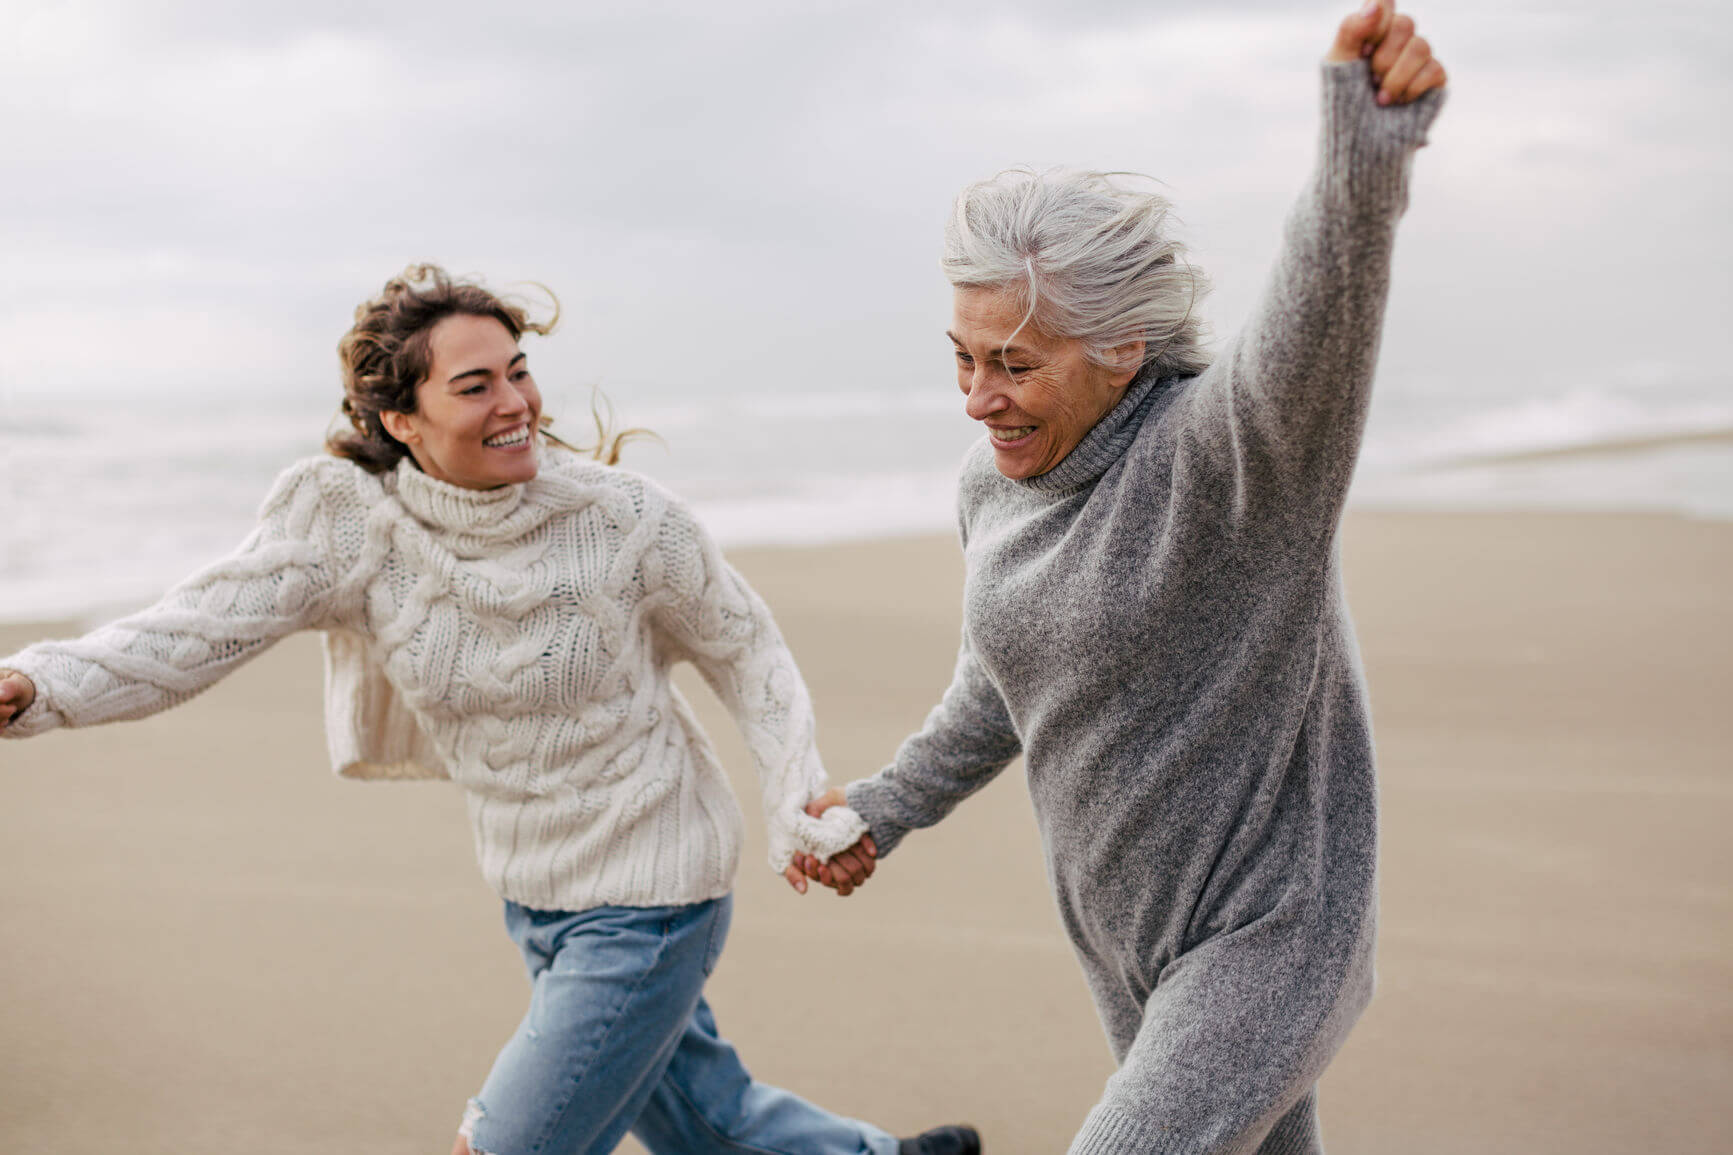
[942,167,1211,379]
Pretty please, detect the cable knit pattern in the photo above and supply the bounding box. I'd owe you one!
[2,448,867,911]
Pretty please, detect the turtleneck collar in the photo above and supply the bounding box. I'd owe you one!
[389,452,543,546]
[1016,367,1169,495]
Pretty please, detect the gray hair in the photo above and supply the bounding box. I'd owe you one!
[942,168,1211,379]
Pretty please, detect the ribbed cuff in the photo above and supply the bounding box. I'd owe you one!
[1066,1104,1167,1155]
[1257,1101,1321,1155]
[843,776,915,857]
[1068,1096,1321,1155]
[1317,59,1445,217]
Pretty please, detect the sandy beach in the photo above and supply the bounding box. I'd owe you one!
[1,511,1729,1154]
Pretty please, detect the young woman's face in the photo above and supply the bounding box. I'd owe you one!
[949,286,1141,480]
[382,314,542,490]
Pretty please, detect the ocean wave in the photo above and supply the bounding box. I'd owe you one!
[3,382,1730,622]
[1362,387,1733,471]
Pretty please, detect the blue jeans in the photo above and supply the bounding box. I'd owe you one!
[462,894,900,1155]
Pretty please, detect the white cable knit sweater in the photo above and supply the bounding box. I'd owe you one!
[1,446,868,911]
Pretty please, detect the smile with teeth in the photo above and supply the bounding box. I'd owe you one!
[483,425,531,449]
[989,425,1036,442]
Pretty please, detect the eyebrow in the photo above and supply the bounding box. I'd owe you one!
[945,331,1034,360]
[447,351,526,385]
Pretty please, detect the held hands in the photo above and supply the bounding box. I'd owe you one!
[782,786,879,897]
[0,669,36,735]
[1326,0,1447,106]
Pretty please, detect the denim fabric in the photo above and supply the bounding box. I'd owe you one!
[465,895,898,1155]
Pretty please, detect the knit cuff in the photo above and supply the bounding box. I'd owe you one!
[765,803,870,874]
[0,658,64,739]
[843,776,918,858]
[1066,1104,1170,1155]
[1067,1097,1320,1154]
[1317,59,1445,217]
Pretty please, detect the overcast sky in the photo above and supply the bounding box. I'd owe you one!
[3,0,1728,413]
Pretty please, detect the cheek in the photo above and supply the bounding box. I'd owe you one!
[1045,368,1108,430]
[418,399,476,448]
[1022,376,1081,425]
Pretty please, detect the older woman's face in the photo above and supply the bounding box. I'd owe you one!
[949,287,1141,481]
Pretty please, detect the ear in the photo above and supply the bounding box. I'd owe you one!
[378,409,420,447]
[1107,339,1145,388]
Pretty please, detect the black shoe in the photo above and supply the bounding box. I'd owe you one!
[898,1124,982,1155]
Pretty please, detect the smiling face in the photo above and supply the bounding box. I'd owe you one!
[379,313,542,490]
[949,286,1143,480]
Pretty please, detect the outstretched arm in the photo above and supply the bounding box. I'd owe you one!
[643,482,869,893]
[800,620,1022,896]
[1177,0,1445,537]
[0,460,351,740]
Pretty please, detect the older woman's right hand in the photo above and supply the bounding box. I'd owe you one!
[0,670,36,734]
[1327,0,1447,107]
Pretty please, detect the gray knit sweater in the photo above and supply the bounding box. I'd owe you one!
[846,62,1443,1155]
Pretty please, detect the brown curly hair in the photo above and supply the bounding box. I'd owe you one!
[329,264,647,472]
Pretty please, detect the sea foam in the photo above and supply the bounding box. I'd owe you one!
[2,379,1728,622]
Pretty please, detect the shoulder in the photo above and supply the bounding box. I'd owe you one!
[531,447,704,543]
[259,455,383,521]
[533,446,673,516]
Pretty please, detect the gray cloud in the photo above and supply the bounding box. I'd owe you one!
[2,0,1727,409]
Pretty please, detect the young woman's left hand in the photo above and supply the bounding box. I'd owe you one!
[0,669,35,734]
[786,788,877,896]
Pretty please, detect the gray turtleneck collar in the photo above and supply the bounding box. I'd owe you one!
[1014,368,1170,495]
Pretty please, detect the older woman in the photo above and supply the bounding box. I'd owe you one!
[801,3,1447,1152]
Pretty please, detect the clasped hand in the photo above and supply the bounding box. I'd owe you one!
[0,670,35,735]
[781,787,878,897]
[1326,0,1447,105]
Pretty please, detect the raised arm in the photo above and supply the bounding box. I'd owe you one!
[642,482,869,889]
[0,459,354,740]
[1176,1,1445,532]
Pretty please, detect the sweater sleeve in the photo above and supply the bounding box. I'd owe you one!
[644,486,869,874]
[1173,60,1443,536]
[844,620,1023,857]
[845,449,1024,856]
[0,460,352,739]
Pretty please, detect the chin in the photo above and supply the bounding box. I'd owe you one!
[469,447,541,488]
[989,445,1045,481]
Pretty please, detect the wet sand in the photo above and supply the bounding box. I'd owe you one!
[1,511,1729,1153]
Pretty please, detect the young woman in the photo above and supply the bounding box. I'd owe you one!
[0,265,979,1155]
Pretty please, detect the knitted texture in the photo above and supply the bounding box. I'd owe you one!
[847,62,1442,1154]
[3,448,867,911]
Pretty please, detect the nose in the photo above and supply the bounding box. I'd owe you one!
[497,381,532,418]
[961,365,1008,422]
